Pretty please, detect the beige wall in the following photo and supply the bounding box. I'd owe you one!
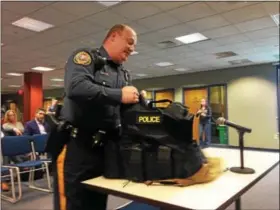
[132,64,279,149]
[43,63,278,149]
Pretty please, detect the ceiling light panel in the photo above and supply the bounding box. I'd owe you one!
[97,0,122,7]
[155,62,174,67]
[271,14,279,26]
[32,66,55,71]
[12,17,54,32]
[175,33,208,44]
[9,85,21,88]
[6,73,23,76]
[50,78,64,82]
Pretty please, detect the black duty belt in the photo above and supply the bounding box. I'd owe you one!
[70,126,107,148]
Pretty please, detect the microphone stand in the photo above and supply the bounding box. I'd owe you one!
[230,129,255,174]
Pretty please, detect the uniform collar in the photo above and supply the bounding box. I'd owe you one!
[98,46,122,67]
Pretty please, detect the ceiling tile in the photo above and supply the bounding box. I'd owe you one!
[244,26,279,40]
[202,25,240,39]
[167,2,217,23]
[206,2,257,13]
[221,3,268,24]
[156,23,197,39]
[138,31,170,45]
[214,34,250,45]
[1,9,23,26]
[136,13,181,31]
[252,36,279,48]
[51,1,107,18]
[125,22,151,35]
[261,2,280,16]
[61,20,106,36]
[28,6,79,26]
[150,1,192,12]
[85,10,129,28]
[110,2,161,21]
[2,25,36,41]
[1,1,51,15]
[189,40,221,50]
[235,16,276,32]
[187,15,230,32]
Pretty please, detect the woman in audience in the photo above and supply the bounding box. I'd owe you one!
[2,110,30,163]
[196,98,212,147]
[2,110,24,136]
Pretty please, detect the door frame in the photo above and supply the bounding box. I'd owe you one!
[153,88,176,101]
[182,83,228,119]
[182,84,229,144]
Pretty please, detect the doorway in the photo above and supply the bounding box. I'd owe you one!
[154,89,175,108]
[184,88,208,142]
[183,85,228,144]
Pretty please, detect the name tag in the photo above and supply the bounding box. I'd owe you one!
[136,115,162,124]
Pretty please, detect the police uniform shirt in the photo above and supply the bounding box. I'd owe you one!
[61,46,130,132]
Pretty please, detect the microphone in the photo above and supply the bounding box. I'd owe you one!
[216,117,252,133]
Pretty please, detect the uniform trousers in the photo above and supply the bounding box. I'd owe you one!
[53,134,108,210]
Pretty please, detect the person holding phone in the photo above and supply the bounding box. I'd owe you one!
[196,98,212,147]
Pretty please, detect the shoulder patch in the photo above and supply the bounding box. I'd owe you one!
[73,51,92,65]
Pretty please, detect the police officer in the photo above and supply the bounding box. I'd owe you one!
[53,24,139,210]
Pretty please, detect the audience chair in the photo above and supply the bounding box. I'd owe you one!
[1,135,52,195]
[30,134,52,191]
[1,166,22,203]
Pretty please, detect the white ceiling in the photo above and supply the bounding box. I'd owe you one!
[1,1,279,93]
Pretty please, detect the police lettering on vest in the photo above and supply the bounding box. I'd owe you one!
[137,115,161,124]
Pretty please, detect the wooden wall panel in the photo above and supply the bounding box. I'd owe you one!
[154,90,174,108]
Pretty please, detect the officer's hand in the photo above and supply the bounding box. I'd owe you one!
[122,86,139,104]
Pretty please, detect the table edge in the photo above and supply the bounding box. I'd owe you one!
[83,181,192,210]
[216,160,280,210]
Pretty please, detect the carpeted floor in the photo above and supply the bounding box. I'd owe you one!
[2,165,279,210]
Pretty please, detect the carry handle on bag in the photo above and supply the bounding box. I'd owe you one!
[147,99,173,107]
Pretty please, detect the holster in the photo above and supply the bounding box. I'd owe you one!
[44,114,72,161]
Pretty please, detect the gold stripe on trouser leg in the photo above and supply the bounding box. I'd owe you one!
[57,146,67,210]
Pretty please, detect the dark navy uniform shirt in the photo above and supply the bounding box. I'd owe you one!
[61,46,130,132]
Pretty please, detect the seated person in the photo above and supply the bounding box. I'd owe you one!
[2,110,24,136]
[24,108,49,136]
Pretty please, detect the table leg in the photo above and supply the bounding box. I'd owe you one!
[235,198,241,210]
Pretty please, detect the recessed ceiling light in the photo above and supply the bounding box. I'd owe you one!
[174,68,190,72]
[12,17,54,32]
[50,78,64,82]
[135,73,147,77]
[271,14,279,26]
[97,0,122,7]
[32,66,55,71]
[6,73,23,76]
[9,85,21,88]
[130,51,139,55]
[155,62,174,67]
[51,84,63,87]
[175,33,208,44]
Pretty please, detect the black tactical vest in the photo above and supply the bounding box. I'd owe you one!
[103,98,206,183]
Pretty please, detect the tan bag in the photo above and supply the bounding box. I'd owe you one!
[145,156,225,187]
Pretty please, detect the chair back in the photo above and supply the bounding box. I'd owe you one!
[1,136,32,157]
[32,134,48,153]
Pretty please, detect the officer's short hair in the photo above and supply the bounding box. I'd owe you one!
[103,24,128,43]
